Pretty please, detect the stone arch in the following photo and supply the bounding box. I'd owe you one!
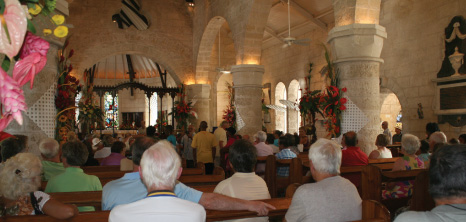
[275,82,287,133]
[380,77,407,133]
[67,0,193,85]
[195,16,230,84]
[76,46,184,85]
[288,79,300,134]
[234,0,274,64]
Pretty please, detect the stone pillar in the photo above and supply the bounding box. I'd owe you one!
[187,84,211,131]
[5,42,61,156]
[328,24,387,154]
[231,64,264,137]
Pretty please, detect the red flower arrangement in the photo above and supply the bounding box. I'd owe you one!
[222,82,236,129]
[318,46,346,137]
[170,84,197,130]
[298,46,347,138]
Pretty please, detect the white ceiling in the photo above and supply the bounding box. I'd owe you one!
[262,0,334,49]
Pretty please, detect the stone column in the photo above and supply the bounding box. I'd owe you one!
[328,24,387,154]
[187,84,211,130]
[5,41,61,156]
[231,64,264,137]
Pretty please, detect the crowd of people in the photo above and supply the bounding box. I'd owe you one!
[0,120,465,221]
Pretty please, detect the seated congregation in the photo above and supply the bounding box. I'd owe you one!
[0,121,465,221]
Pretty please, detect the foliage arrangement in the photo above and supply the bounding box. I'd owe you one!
[156,110,168,132]
[77,67,104,134]
[299,46,347,138]
[170,84,197,130]
[222,82,236,129]
[55,40,79,142]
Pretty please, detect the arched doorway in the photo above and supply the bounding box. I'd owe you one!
[380,88,402,140]
[275,82,287,133]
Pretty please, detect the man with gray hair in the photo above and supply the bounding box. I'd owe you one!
[285,138,362,221]
[109,141,206,222]
[254,131,273,174]
[39,138,65,181]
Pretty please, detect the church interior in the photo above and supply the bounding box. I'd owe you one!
[1,0,466,220]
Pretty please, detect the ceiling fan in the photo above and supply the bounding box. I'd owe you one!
[216,30,231,74]
[282,0,311,48]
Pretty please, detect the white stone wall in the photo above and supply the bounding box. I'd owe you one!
[379,0,466,140]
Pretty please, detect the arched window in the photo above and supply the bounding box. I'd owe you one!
[275,82,287,133]
[104,92,119,129]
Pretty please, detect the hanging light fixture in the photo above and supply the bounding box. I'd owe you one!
[216,30,231,74]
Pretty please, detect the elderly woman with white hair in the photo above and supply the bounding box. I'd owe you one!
[382,134,425,199]
[0,153,78,218]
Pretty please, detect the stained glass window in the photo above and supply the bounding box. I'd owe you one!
[104,92,119,129]
[75,92,82,123]
[149,93,158,126]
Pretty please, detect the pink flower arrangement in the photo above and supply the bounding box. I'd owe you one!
[19,32,50,58]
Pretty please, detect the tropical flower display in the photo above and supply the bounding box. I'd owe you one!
[222,82,236,129]
[170,84,197,130]
[319,46,347,138]
[0,0,52,132]
[298,47,347,138]
[55,39,80,142]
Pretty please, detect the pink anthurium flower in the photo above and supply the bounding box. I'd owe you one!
[13,52,47,89]
[0,68,26,131]
[0,0,28,59]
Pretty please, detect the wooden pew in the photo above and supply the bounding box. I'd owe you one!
[0,198,292,222]
[0,197,388,222]
[41,167,225,190]
[409,170,435,211]
[264,155,301,198]
[47,184,218,210]
[361,164,427,214]
[82,163,206,175]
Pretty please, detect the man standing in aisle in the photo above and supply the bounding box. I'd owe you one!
[192,121,217,174]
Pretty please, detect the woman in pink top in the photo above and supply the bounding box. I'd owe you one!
[101,141,126,166]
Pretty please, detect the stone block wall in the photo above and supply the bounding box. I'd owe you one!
[380,0,466,140]
[260,26,333,138]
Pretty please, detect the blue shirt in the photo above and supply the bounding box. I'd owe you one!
[273,139,279,147]
[167,135,177,147]
[102,172,203,210]
[275,149,297,177]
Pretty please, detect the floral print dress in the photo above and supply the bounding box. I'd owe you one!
[382,156,425,199]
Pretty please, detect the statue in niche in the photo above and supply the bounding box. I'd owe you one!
[417,103,424,119]
[437,16,466,78]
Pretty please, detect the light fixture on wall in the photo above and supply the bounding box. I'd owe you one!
[186,0,195,7]
[216,30,231,74]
